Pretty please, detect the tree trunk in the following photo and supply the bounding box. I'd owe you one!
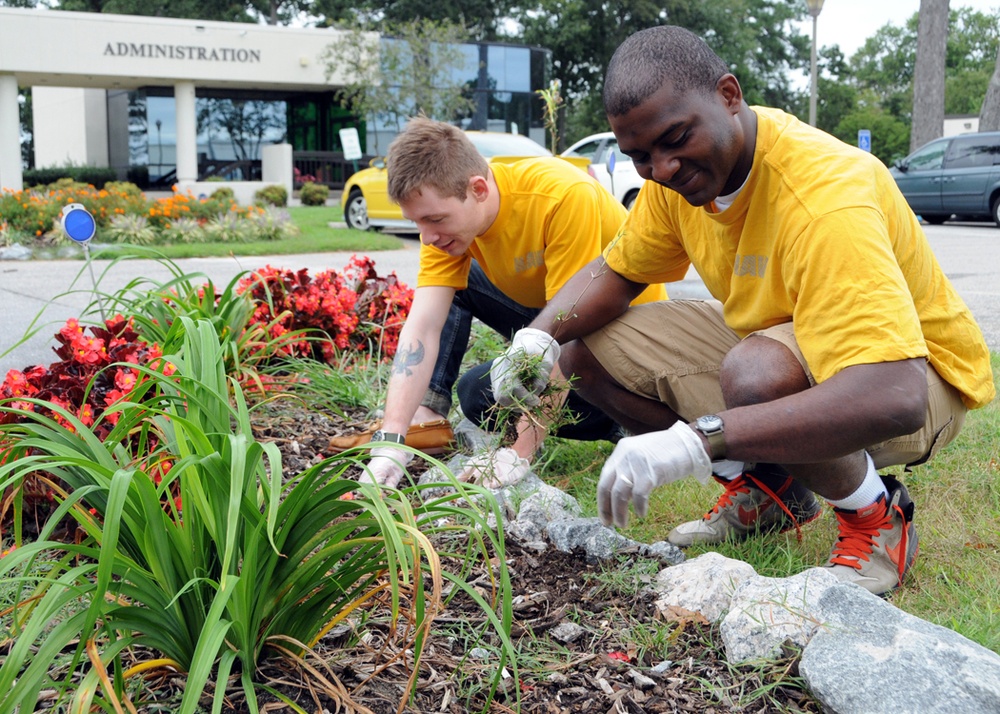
[910,0,949,152]
[980,46,1000,131]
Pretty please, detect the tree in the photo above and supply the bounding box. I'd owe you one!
[313,0,512,40]
[981,50,1000,130]
[512,0,811,148]
[911,0,949,152]
[324,19,476,154]
[55,0,256,22]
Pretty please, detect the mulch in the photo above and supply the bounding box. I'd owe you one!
[225,401,822,714]
[9,399,822,713]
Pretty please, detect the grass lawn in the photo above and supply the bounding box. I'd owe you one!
[533,351,1000,655]
[88,205,405,260]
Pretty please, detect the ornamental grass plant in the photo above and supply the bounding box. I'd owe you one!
[0,318,515,713]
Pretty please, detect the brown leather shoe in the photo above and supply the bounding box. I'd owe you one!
[327,419,456,455]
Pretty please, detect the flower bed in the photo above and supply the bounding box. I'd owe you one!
[0,180,296,245]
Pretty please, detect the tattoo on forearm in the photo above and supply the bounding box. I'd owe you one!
[392,340,425,376]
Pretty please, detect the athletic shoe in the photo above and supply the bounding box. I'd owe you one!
[668,465,822,547]
[825,474,918,596]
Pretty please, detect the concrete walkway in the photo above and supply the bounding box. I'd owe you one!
[4,221,998,376]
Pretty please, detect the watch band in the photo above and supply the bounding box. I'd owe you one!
[702,429,726,461]
[694,415,726,461]
[370,430,406,446]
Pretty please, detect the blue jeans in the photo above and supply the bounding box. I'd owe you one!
[426,261,622,442]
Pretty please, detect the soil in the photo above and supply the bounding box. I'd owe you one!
[226,401,822,714]
[11,399,821,713]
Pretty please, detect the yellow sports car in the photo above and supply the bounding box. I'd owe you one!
[341,131,588,232]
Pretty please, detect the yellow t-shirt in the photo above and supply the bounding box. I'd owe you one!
[605,107,994,409]
[417,158,665,307]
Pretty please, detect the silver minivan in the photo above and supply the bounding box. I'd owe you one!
[891,132,1000,225]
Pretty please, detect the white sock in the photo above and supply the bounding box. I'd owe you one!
[828,452,888,511]
[712,459,745,480]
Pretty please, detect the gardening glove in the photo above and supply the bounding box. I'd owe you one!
[361,447,413,488]
[490,328,561,408]
[458,447,531,489]
[597,422,712,529]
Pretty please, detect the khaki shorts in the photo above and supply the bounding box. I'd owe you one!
[581,300,967,469]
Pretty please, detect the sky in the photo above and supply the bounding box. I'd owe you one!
[797,0,1000,58]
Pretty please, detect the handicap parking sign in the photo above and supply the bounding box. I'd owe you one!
[858,129,872,153]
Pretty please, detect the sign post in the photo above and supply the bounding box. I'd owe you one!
[858,129,872,153]
[61,203,106,321]
[339,127,364,174]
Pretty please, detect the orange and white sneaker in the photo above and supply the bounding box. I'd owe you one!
[668,466,822,547]
[825,475,919,596]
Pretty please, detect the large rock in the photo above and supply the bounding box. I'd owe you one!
[720,567,841,663]
[800,583,1000,714]
[650,552,757,622]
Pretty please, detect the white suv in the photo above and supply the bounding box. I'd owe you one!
[562,131,645,209]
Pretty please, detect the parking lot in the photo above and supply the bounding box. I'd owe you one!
[1,221,998,377]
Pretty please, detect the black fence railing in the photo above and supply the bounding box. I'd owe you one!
[147,153,368,191]
[293,151,375,189]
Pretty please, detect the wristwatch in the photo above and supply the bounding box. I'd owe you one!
[694,415,726,461]
[370,429,406,446]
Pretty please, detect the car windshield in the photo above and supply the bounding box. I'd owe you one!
[466,132,552,157]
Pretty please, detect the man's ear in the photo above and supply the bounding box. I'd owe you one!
[716,74,744,112]
[468,175,490,202]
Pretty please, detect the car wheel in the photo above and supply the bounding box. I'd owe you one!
[622,190,639,211]
[344,190,371,231]
[992,197,1000,227]
[921,214,948,225]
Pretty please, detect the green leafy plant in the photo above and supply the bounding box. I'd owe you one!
[105,212,158,245]
[246,206,299,241]
[0,318,515,713]
[209,185,235,201]
[299,181,330,206]
[254,184,288,208]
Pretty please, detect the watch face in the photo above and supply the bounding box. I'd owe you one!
[698,415,723,431]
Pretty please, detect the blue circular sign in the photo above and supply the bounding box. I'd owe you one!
[62,204,96,243]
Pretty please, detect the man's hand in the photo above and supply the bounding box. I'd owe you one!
[597,422,713,528]
[457,447,531,489]
[360,447,414,488]
[490,328,561,408]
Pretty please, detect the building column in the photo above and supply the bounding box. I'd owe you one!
[0,74,23,192]
[174,81,197,185]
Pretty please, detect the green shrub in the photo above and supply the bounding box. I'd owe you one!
[210,186,236,201]
[103,180,144,198]
[254,184,288,207]
[299,181,330,206]
[104,213,158,245]
[23,165,118,189]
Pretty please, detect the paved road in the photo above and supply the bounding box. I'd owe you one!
[2,222,998,377]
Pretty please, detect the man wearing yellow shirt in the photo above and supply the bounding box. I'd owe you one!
[491,26,995,596]
[364,117,665,488]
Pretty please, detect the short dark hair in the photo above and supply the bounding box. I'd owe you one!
[603,26,730,117]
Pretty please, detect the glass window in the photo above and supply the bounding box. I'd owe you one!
[945,136,1000,169]
[487,45,531,93]
[905,140,948,172]
[566,139,602,160]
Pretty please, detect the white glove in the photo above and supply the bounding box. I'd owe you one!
[360,447,413,488]
[490,328,561,408]
[597,422,712,528]
[457,447,530,489]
